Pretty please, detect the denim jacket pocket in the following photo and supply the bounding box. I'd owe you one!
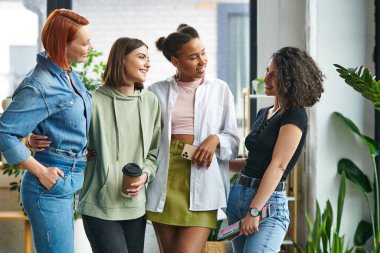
[56,95,83,127]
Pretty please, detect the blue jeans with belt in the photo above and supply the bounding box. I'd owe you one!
[20,148,86,253]
[226,179,290,253]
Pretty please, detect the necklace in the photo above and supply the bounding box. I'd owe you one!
[179,85,194,94]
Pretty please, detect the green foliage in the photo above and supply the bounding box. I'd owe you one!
[333,64,380,252]
[72,49,106,91]
[2,163,25,191]
[2,163,25,207]
[295,173,354,253]
[334,111,380,251]
[337,158,372,194]
[334,112,380,158]
[334,64,380,110]
[355,221,373,247]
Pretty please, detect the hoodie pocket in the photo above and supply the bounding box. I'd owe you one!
[97,166,144,208]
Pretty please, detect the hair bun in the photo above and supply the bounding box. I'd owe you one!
[177,24,189,31]
[156,36,166,51]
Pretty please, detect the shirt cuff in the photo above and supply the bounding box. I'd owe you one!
[142,167,153,183]
[215,133,228,158]
[2,142,30,165]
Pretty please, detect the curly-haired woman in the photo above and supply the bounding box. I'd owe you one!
[227,47,324,253]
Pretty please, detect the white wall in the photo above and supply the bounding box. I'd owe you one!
[73,0,248,86]
[312,0,375,246]
[0,1,38,109]
[258,0,306,75]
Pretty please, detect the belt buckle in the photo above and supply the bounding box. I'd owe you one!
[238,175,251,187]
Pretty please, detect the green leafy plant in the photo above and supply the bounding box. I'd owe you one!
[1,163,25,208]
[72,49,106,91]
[334,64,380,110]
[332,64,380,252]
[294,172,355,253]
[333,112,379,252]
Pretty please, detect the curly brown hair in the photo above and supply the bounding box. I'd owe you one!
[271,47,324,109]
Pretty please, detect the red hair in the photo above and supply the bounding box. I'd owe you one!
[41,9,89,70]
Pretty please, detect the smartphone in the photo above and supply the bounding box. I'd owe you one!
[181,144,197,160]
[217,203,275,241]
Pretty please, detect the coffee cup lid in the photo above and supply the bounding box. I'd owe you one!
[122,163,142,177]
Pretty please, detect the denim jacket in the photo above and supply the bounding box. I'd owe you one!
[0,51,91,164]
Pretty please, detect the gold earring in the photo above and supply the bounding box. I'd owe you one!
[175,69,180,80]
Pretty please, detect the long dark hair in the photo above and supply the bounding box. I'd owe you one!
[271,47,324,109]
[156,24,199,61]
[103,37,147,90]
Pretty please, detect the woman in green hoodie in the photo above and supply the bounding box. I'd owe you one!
[29,37,161,253]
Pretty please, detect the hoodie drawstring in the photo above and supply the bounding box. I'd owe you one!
[112,93,120,161]
[111,90,144,162]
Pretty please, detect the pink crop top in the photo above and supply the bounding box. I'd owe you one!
[171,78,203,135]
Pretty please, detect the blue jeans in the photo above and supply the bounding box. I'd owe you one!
[20,148,86,253]
[226,181,290,253]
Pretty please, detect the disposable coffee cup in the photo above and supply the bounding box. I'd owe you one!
[121,163,142,197]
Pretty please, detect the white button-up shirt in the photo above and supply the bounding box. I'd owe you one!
[146,75,239,214]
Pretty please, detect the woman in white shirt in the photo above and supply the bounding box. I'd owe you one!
[146,24,239,252]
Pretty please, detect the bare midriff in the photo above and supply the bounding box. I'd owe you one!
[171,134,194,144]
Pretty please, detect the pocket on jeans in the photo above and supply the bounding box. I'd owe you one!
[273,202,290,230]
[40,176,63,195]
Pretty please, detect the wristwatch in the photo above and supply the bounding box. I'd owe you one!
[249,207,261,217]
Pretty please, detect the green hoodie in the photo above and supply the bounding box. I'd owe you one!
[77,85,161,220]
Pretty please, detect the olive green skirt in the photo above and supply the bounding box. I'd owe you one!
[146,139,217,228]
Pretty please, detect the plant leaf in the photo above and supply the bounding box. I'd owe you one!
[354,220,372,246]
[334,112,380,157]
[293,241,305,253]
[337,159,372,193]
[334,64,380,110]
[355,247,370,253]
[337,173,346,233]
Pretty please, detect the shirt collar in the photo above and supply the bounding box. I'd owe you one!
[37,51,67,76]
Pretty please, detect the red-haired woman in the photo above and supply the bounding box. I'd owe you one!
[0,9,92,253]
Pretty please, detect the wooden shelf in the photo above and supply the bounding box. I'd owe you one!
[0,211,32,253]
[0,211,28,220]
